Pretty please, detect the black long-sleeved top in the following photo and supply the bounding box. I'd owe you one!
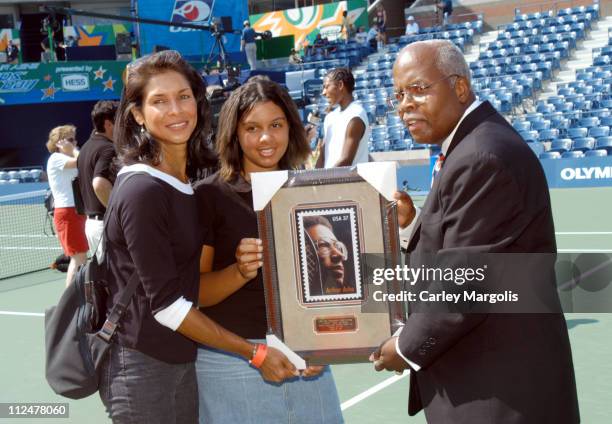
[194,172,268,339]
[105,166,202,363]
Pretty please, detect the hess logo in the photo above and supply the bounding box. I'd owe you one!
[171,0,212,23]
[61,74,89,91]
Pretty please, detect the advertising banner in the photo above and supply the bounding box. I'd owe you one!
[62,24,133,47]
[251,0,368,51]
[138,0,248,57]
[0,29,20,53]
[0,61,126,106]
[540,156,612,188]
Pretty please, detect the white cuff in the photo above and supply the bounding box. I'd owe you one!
[153,296,193,331]
[395,336,421,372]
[398,206,421,248]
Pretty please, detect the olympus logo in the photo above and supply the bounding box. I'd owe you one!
[560,167,612,180]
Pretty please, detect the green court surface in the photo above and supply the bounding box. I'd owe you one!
[0,187,611,423]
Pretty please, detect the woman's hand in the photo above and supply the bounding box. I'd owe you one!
[301,365,325,378]
[234,238,263,282]
[258,346,300,383]
[57,138,77,157]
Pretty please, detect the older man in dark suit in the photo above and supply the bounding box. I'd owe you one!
[371,40,579,423]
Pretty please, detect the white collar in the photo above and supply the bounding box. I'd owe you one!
[118,163,193,195]
[440,100,483,156]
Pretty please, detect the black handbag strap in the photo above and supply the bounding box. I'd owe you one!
[97,171,147,343]
[98,271,140,342]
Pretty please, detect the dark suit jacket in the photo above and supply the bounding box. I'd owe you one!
[400,101,580,423]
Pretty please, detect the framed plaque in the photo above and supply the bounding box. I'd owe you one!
[252,162,407,365]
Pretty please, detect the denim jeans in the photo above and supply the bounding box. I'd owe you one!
[196,342,344,424]
[99,344,198,424]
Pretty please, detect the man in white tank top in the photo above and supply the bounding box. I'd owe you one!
[314,68,371,168]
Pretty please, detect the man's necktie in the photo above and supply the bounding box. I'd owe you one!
[431,153,446,188]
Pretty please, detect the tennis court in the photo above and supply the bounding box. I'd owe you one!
[1,187,611,423]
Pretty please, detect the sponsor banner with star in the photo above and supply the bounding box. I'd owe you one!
[0,60,210,106]
[0,61,126,105]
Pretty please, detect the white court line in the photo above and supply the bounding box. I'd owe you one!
[0,311,44,317]
[0,247,60,250]
[556,232,612,235]
[341,373,408,411]
[558,249,612,253]
[0,235,51,238]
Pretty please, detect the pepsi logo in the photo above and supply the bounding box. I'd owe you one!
[171,0,212,23]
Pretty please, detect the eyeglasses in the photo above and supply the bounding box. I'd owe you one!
[388,74,459,108]
[313,237,348,260]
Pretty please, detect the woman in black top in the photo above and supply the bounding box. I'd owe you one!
[100,52,297,424]
[194,76,344,423]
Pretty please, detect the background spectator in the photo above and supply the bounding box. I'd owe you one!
[45,125,87,287]
[374,3,388,45]
[6,40,19,64]
[241,20,258,70]
[405,16,419,36]
[76,100,118,261]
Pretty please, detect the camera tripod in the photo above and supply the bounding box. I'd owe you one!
[206,31,230,70]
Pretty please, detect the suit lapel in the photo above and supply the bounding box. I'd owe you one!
[406,101,497,252]
[446,101,497,159]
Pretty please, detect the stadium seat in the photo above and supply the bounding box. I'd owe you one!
[519,130,539,142]
[578,117,600,128]
[595,136,612,154]
[303,79,323,104]
[549,139,572,153]
[539,129,559,142]
[588,126,610,138]
[7,171,18,180]
[562,151,584,159]
[539,151,561,159]
[536,103,555,114]
[585,149,607,157]
[527,141,545,156]
[586,4,599,19]
[531,120,550,131]
[567,127,588,139]
[0,171,8,181]
[18,170,30,182]
[599,116,612,126]
[513,121,531,132]
[572,137,596,152]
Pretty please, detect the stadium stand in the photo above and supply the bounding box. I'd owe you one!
[0,168,43,185]
[297,1,610,161]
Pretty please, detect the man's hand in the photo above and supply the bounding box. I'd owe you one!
[369,336,409,373]
[394,191,416,229]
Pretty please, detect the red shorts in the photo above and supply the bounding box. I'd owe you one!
[53,207,88,256]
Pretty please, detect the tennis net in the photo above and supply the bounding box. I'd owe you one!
[0,190,62,280]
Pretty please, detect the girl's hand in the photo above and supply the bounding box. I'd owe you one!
[235,238,263,281]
